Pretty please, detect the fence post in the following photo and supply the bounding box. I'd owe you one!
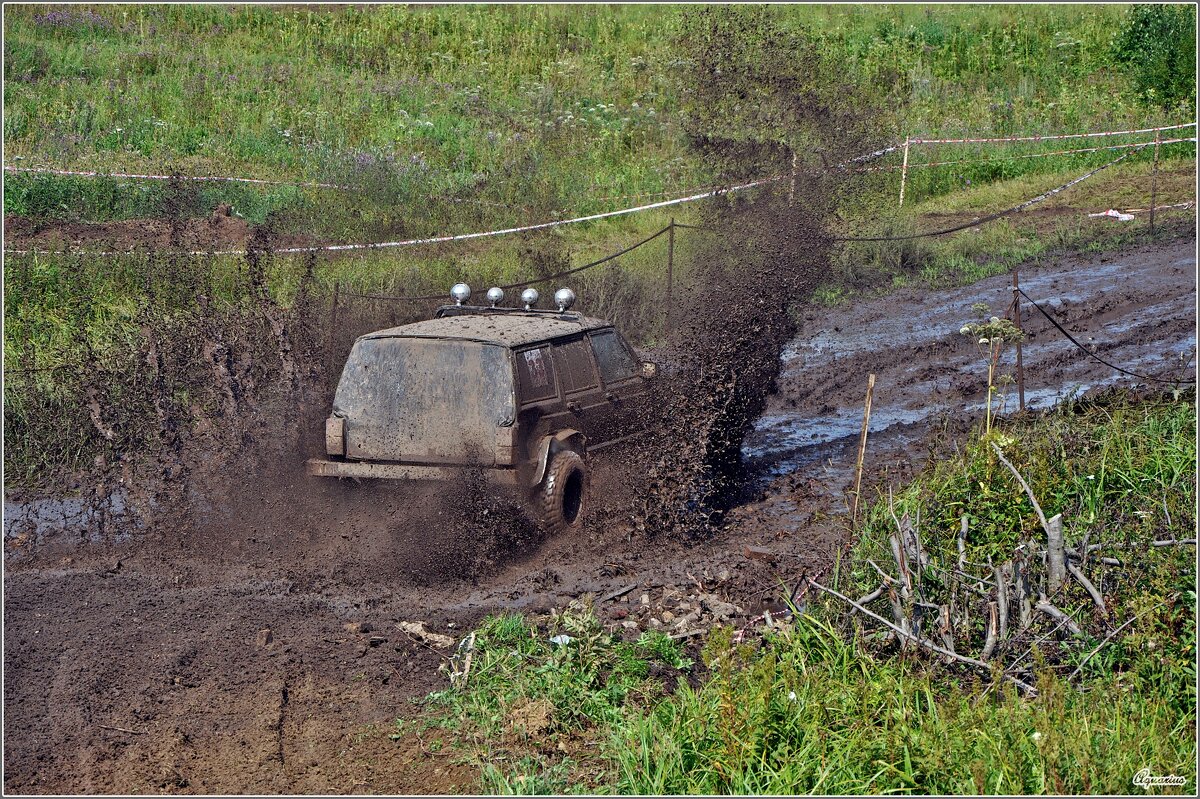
[1012,269,1025,413]
[1150,127,1161,233]
[666,219,675,333]
[898,136,911,208]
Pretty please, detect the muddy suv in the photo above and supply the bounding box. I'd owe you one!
[306,285,657,533]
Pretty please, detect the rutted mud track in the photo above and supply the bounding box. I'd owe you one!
[4,238,1196,794]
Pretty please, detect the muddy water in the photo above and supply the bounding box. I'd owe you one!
[743,241,1197,479]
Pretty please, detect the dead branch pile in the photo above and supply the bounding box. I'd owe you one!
[809,442,1192,698]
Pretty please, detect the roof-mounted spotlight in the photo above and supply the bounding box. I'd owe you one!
[450,283,472,306]
[554,287,576,312]
[486,287,505,308]
[520,288,540,310]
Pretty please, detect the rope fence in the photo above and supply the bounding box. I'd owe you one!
[1017,287,1196,385]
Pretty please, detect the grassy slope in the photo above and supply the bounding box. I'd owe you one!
[417,393,1196,794]
[3,3,1192,223]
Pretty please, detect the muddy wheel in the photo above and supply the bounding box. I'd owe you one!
[537,449,588,534]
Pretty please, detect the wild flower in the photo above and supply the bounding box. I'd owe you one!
[960,309,1026,435]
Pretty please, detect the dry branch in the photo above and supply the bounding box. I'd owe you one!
[980,601,1000,661]
[991,442,1051,536]
[855,585,886,608]
[1068,563,1107,616]
[1034,599,1083,637]
[1014,555,1033,631]
[1046,514,1066,594]
[810,579,1037,696]
[1068,603,1165,681]
[996,562,1012,642]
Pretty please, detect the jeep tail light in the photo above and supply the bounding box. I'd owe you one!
[325,417,345,456]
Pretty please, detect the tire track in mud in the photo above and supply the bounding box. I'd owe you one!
[4,237,1195,794]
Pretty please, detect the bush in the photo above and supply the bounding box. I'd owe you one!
[1112,4,1197,110]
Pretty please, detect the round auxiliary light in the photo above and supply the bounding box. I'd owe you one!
[486,287,505,308]
[520,288,540,310]
[554,287,576,312]
[450,283,472,306]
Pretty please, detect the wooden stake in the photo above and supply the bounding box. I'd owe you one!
[851,373,876,523]
[1012,269,1025,412]
[898,136,911,208]
[1150,127,1161,233]
[789,150,798,207]
[666,218,675,333]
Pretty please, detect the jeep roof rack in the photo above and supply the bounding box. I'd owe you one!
[434,305,584,322]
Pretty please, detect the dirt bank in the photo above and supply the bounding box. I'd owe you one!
[4,236,1195,794]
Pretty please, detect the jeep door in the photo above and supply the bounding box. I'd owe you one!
[547,335,609,446]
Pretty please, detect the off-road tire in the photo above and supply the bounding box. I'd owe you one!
[537,449,588,534]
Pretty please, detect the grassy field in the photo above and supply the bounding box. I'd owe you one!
[413,392,1196,794]
[3,3,1194,229]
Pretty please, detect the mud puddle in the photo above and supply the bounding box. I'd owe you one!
[5,237,1196,794]
[744,240,1196,481]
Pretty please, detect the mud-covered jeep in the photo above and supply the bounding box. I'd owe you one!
[306,285,657,533]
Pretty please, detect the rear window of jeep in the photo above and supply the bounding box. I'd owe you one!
[517,345,557,403]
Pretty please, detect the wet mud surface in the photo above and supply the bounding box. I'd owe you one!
[4,238,1196,794]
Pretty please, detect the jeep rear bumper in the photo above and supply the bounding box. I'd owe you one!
[305,458,519,486]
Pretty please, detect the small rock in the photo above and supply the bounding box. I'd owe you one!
[700,594,740,621]
[367,636,386,648]
[716,569,730,583]
[396,621,455,648]
[661,610,675,623]
[640,593,650,606]
[613,609,628,619]
[256,628,273,647]
[344,621,372,634]
[621,620,639,630]
[742,545,776,563]
[677,602,692,612]
[648,618,662,629]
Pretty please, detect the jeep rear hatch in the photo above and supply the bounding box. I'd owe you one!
[333,337,515,465]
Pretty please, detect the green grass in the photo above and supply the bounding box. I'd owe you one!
[3,4,1193,231]
[417,393,1196,794]
[825,155,1196,294]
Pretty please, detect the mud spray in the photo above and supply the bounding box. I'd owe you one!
[5,189,873,580]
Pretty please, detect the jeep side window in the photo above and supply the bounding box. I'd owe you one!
[517,346,557,403]
[551,337,600,394]
[589,330,638,384]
